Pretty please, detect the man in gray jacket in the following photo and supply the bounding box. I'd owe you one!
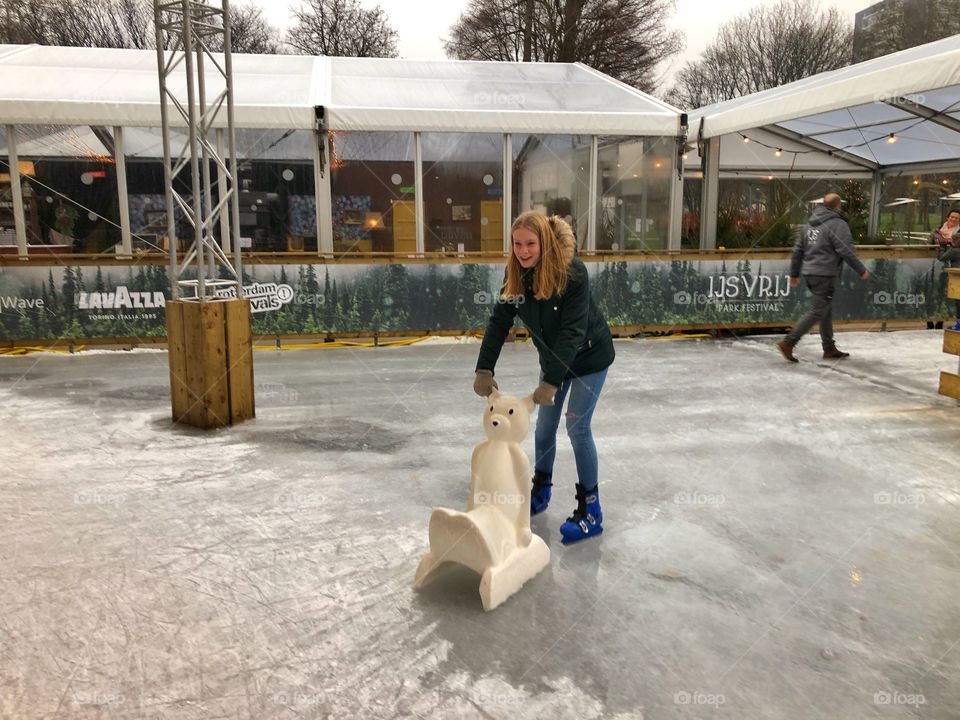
[777,193,870,362]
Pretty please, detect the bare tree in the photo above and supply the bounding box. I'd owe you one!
[666,0,852,109]
[0,0,57,45]
[854,0,960,61]
[0,0,281,54]
[205,4,284,54]
[228,4,282,54]
[287,0,399,58]
[444,0,683,93]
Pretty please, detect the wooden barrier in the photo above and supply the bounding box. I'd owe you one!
[944,329,960,357]
[949,271,960,303]
[940,269,960,402]
[165,297,255,428]
[939,371,960,401]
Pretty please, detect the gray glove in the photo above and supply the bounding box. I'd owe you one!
[532,381,557,406]
[473,369,498,397]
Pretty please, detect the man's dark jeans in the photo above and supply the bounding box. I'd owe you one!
[786,275,837,350]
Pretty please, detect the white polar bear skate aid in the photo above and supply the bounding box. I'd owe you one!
[414,391,550,611]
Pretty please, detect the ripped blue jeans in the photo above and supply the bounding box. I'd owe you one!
[533,368,608,491]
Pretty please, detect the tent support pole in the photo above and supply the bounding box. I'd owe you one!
[586,135,598,252]
[502,133,512,253]
[869,171,883,240]
[115,126,133,258]
[5,125,28,258]
[414,131,424,254]
[700,136,720,250]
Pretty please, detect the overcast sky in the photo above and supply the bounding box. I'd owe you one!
[259,0,874,84]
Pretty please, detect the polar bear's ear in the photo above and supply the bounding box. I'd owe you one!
[522,394,535,413]
[488,389,500,400]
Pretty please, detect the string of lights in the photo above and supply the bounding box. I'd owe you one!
[732,94,960,160]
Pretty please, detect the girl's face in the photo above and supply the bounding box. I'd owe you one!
[948,212,960,227]
[512,227,541,268]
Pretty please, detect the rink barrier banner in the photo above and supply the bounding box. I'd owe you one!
[0,258,955,342]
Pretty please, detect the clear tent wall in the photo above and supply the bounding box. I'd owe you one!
[0,46,683,258]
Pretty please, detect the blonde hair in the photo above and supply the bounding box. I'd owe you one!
[503,211,576,300]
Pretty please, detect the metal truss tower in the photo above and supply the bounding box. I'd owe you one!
[153,0,243,301]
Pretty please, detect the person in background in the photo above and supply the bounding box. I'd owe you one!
[931,209,960,331]
[778,193,870,362]
[473,211,615,545]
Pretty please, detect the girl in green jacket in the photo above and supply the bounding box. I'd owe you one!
[473,211,615,544]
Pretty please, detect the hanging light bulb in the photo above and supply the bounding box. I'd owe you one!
[913,178,920,185]
[775,148,783,158]
[742,136,750,144]
[886,133,897,144]
[942,179,950,185]
[682,153,689,161]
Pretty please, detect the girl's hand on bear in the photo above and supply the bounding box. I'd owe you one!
[473,369,498,397]
[532,382,557,406]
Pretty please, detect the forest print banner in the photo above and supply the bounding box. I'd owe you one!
[0,257,952,341]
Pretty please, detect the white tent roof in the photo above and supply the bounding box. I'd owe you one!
[0,44,680,136]
[688,35,960,168]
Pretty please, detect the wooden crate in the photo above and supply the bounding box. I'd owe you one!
[166,297,255,428]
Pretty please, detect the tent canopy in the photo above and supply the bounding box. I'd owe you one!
[688,35,960,169]
[0,44,680,136]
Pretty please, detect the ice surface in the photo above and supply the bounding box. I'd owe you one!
[1,331,959,719]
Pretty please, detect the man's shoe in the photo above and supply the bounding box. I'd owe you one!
[822,348,850,359]
[777,339,799,363]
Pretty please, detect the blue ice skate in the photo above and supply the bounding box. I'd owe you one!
[530,470,552,516]
[559,483,603,545]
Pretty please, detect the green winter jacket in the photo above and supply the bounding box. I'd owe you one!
[475,257,615,387]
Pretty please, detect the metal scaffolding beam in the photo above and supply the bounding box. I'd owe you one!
[153,0,243,301]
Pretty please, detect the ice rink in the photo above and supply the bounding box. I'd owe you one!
[2,330,959,719]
